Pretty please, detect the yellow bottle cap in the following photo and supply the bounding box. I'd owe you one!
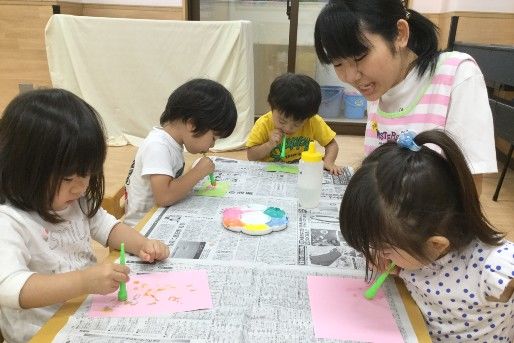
[301,142,322,162]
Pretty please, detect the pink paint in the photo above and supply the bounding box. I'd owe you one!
[88,270,213,317]
[307,276,404,342]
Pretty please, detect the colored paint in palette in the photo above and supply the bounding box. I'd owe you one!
[222,204,288,236]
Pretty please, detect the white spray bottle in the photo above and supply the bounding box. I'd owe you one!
[297,141,323,208]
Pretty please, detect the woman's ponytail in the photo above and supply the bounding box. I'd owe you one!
[406,9,440,76]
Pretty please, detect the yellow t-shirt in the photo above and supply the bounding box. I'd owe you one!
[246,111,336,162]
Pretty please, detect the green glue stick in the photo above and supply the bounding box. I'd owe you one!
[280,136,286,159]
[363,262,396,300]
[117,243,127,302]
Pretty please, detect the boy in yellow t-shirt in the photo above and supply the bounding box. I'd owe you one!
[246,73,342,175]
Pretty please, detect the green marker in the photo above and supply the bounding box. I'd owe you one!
[208,172,216,187]
[117,243,127,302]
[280,136,286,159]
[363,262,396,300]
[203,153,216,186]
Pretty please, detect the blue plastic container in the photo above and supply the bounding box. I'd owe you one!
[344,92,367,119]
[319,86,344,118]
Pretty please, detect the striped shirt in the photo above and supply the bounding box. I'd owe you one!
[364,51,497,174]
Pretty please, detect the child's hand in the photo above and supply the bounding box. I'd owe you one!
[138,239,170,263]
[84,262,130,295]
[268,129,283,147]
[193,156,215,177]
[324,161,343,175]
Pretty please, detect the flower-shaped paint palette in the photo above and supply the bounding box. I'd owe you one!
[222,204,288,236]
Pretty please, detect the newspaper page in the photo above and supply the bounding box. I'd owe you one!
[139,157,363,270]
[53,259,418,343]
[51,158,421,342]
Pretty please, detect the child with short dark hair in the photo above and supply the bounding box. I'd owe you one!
[339,129,513,341]
[246,73,342,175]
[124,79,238,226]
[0,89,169,343]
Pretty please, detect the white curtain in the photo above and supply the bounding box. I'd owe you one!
[45,14,254,150]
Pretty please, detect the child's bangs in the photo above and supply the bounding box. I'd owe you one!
[212,107,237,139]
[316,9,370,64]
[213,119,236,139]
[60,123,106,178]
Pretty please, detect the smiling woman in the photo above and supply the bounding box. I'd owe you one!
[314,0,497,189]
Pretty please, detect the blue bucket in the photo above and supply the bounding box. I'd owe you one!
[319,86,344,118]
[344,92,367,119]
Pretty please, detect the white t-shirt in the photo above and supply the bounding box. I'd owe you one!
[0,201,118,343]
[367,52,497,174]
[399,239,514,342]
[124,127,185,227]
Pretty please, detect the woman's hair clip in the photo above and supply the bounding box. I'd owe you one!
[397,131,421,151]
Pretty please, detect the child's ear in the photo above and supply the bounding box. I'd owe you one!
[395,19,410,50]
[185,118,196,132]
[425,236,450,259]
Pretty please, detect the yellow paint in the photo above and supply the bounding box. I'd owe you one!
[245,223,268,231]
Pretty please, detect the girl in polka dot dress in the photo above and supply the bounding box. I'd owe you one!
[339,129,513,342]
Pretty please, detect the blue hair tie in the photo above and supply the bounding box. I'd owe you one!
[397,131,421,151]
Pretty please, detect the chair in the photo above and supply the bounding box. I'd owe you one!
[448,16,514,201]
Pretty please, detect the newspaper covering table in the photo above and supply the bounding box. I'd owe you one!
[52,158,420,342]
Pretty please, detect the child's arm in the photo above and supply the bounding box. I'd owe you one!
[498,279,514,302]
[150,156,214,207]
[18,263,130,309]
[247,129,283,161]
[485,278,514,302]
[247,141,276,161]
[18,222,170,309]
[106,222,170,263]
[323,139,343,175]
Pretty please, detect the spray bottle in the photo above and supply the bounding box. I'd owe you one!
[298,141,323,208]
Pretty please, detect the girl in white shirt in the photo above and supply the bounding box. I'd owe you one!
[0,89,170,343]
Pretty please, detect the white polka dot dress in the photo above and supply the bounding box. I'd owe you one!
[399,239,514,342]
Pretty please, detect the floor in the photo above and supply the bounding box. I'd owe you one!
[97,135,514,261]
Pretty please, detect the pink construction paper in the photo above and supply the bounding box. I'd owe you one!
[88,270,213,317]
[307,276,404,342]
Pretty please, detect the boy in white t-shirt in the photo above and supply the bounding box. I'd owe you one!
[124,79,238,226]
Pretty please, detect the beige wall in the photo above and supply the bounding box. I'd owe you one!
[73,2,186,20]
[0,0,186,113]
[0,1,55,112]
[0,3,512,123]
[424,11,514,49]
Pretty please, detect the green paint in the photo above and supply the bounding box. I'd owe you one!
[264,207,285,218]
[195,180,230,197]
[265,164,299,174]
